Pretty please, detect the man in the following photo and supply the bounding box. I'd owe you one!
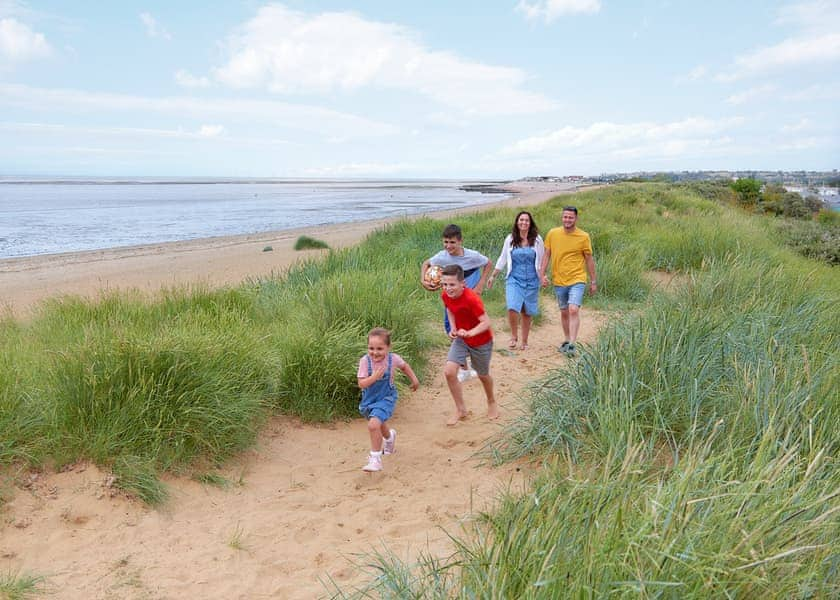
[539,206,597,356]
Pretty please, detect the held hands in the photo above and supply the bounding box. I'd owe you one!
[540,274,549,288]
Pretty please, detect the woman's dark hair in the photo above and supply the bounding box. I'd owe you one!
[511,211,538,247]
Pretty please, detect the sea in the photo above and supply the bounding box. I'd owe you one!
[0,177,510,259]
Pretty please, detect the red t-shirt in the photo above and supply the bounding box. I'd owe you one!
[441,287,493,347]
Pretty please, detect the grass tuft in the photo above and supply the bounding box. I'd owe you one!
[294,235,330,250]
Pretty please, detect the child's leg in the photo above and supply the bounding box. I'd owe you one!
[379,419,391,440]
[367,417,386,451]
[477,374,499,419]
[469,342,498,419]
[444,360,469,425]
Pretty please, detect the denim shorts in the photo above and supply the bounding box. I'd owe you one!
[554,283,586,309]
[359,397,396,421]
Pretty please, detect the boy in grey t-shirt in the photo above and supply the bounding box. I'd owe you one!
[420,224,491,294]
[420,224,492,381]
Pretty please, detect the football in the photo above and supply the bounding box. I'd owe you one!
[424,264,443,288]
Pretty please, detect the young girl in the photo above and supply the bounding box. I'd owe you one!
[357,328,419,472]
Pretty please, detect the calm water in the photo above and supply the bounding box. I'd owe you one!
[0,178,508,259]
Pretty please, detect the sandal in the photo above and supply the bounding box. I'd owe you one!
[508,338,518,349]
[520,343,528,350]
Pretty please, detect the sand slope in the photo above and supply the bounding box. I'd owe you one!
[0,181,601,597]
[1,301,603,599]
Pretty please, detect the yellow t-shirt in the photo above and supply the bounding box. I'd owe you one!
[544,227,592,286]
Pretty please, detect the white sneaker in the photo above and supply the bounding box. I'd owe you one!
[362,453,383,472]
[457,368,478,383]
[383,429,397,455]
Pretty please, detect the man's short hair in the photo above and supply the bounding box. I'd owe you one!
[442,224,462,239]
[441,264,464,280]
[562,206,578,215]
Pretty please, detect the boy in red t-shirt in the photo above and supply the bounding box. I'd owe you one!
[440,265,498,425]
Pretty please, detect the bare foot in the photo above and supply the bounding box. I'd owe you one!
[446,411,470,426]
[486,402,500,420]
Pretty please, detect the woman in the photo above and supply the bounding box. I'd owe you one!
[486,211,544,350]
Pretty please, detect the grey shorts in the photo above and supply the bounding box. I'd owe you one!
[447,338,493,376]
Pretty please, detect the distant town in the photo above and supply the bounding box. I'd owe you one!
[520,171,840,207]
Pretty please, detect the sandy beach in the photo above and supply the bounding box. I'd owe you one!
[0,181,582,318]
[0,180,599,599]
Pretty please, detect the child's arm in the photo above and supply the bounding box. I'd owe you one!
[474,260,493,294]
[456,312,491,339]
[399,362,420,391]
[446,308,458,339]
[358,365,386,389]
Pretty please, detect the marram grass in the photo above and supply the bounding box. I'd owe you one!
[1,179,836,600]
[330,183,840,599]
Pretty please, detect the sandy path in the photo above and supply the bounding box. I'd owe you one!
[0,180,603,598]
[1,302,605,599]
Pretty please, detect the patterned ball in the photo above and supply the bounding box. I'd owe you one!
[424,264,443,287]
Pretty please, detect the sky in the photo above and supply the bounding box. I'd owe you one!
[1,0,838,178]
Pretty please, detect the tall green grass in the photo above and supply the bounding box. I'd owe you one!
[0,215,456,498]
[333,183,840,598]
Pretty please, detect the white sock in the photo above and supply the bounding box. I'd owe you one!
[370,450,382,457]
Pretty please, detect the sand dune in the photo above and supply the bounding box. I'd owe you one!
[0,181,598,598]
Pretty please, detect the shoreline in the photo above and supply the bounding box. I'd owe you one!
[0,181,583,317]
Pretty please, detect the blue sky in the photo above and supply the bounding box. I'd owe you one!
[1,0,838,178]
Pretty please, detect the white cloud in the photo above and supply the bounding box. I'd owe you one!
[732,33,840,75]
[0,120,294,148]
[783,82,840,100]
[197,124,224,137]
[302,161,411,177]
[174,69,210,88]
[775,0,840,34]
[726,84,777,105]
[139,12,171,40]
[516,0,601,22]
[675,64,708,83]
[0,17,51,63]
[780,117,812,133]
[213,4,556,116]
[0,83,399,138]
[718,2,840,80]
[778,136,829,151]
[502,116,745,159]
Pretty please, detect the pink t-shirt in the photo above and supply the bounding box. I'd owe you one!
[357,352,407,385]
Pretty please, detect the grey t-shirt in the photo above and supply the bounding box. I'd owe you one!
[428,248,488,275]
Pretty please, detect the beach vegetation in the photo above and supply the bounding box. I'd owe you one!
[294,235,329,250]
[0,182,836,598]
[0,570,44,599]
[226,521,249,552]
[730,177,762,207]
[334,183,840,599]
[192,472,231,488]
